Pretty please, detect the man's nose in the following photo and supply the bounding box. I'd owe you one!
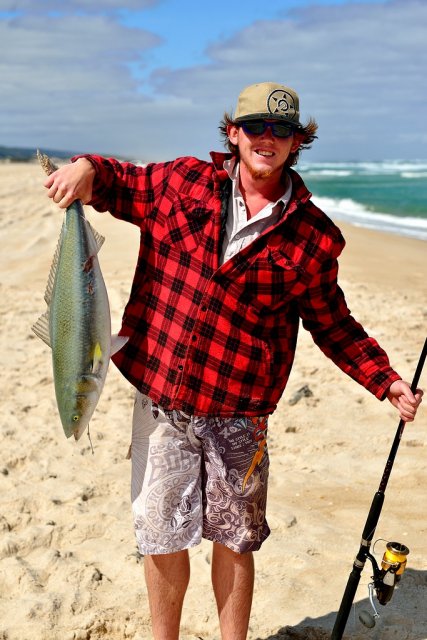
[260,125,274,139]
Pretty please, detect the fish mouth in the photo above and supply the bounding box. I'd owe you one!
[60,374,103,440]
[73,419,90,441]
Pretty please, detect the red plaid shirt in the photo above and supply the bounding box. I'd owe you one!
[75,152,400,416]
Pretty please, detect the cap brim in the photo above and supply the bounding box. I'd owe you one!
[234,113,301,127]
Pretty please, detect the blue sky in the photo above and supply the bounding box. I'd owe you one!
[117,0,387,77]
[1,0,426,162]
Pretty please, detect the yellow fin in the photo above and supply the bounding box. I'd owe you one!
[92,342,103,372]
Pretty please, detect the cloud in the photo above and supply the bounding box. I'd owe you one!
[0,0,426,161]
[0,12,161,153]
[150,0,427,160]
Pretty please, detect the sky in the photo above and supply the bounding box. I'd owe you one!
[1,0,426,162]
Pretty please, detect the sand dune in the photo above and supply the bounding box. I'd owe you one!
[0,161,426,640]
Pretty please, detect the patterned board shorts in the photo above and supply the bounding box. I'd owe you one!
[130,391,270,555]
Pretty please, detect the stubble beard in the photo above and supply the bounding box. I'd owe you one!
[241,157,275,181]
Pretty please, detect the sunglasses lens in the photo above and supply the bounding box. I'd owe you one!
[241,121,294,138]
[242,121,265,135]
[272,124,294,138]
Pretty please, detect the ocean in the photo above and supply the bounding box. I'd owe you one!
[298,160,427,241]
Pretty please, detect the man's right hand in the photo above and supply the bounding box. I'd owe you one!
[44,157,96,209]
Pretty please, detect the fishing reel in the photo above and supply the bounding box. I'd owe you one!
[359,541,409,629]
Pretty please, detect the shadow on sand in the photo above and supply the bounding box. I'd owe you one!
[255,568,427,640]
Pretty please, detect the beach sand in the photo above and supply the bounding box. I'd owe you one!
[0,161,426,640]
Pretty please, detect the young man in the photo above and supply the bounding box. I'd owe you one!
[44,82,422,640]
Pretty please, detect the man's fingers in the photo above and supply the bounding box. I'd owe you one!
[399,396,417,412]
[48,186,68,208]
[52,189,66,204]
[401,412,414,422]
[56,193,74,209]
[43,160,94,208]
[387,382,423,422]
[398,395,422,422]
[43,174,55,188]
[401,390,424,414]
[46,179,76,208]
[403,390,417,405]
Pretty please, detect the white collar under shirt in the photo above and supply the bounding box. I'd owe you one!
[220,158,292,265]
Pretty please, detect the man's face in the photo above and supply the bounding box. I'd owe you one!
[227,120,302,180]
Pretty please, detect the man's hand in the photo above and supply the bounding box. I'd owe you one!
[386,380,423,422]
[44,157,96,209]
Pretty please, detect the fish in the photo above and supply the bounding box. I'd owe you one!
[32,151,127,441]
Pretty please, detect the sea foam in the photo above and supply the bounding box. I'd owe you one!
[313,195,427,241]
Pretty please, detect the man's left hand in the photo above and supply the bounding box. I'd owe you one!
[386,380,423,422]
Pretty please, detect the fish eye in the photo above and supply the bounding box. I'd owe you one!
[72,415,80,422]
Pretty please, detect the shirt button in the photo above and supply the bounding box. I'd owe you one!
[178,365,183,371]
[192,335,197,342]
[201,305,207,312]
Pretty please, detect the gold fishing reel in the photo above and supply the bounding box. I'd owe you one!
[359,540,409,629]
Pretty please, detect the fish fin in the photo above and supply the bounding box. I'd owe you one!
[111,334,129,356]
[32,310,51,347]
[91,342,103,373]
[44,222,65,305]
[37,150,59,176]
[86,220,105,252]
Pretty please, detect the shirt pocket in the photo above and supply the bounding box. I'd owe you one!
[165,194,214,253]
[232,247,306,312]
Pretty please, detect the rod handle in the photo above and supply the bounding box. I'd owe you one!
[409,337,427,394]
[331,568,362,639]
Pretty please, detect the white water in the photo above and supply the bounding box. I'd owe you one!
[299,160,427,177]
[313,195,427,241]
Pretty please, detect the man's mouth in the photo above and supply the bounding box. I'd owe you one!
[256,150,274,157]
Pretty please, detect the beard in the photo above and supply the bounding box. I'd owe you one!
[241,157,275,180]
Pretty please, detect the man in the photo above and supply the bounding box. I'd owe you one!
[44,82,422,640]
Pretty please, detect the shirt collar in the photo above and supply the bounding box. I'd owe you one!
[209,151,313,208]
[223,157,238,179]
[223,158,292,207]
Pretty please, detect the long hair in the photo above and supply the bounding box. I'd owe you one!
[218,112,318,168]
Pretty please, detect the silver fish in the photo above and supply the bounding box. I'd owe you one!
[33,152,126,440]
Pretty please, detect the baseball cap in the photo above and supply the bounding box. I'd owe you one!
[234,82,301,127]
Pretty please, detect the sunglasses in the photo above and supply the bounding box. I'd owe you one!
[240,120,295,139]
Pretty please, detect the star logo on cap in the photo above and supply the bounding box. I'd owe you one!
[267,89,295,117]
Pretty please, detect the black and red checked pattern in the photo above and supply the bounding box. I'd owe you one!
[73,152,400,416]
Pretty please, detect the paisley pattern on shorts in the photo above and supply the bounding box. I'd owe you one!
[131,392,270,555]
[193,416,270,553]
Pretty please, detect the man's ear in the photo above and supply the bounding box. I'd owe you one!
[291,132,303,153]
[227,124,239,145]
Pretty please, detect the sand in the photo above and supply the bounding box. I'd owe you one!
[0,161,426,640]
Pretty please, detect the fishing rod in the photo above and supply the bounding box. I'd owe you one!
[331,337,427,639]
